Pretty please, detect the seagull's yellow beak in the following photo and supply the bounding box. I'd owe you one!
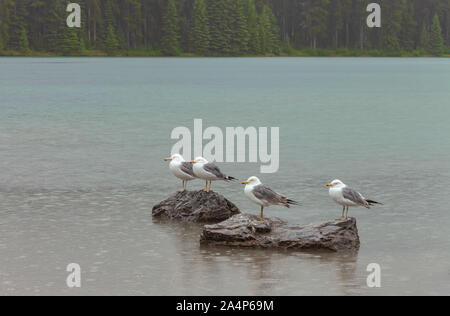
[164,157,172,162]
[326,183,333,187]
[190,160,197,164]
[242,181,249,185]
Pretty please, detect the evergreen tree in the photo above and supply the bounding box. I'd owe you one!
[208,0,232,54]
[382,0,405,52]
[103,0,116,41]
[329,0,345,49]
[8,0,30,53]
[305,0,330,50]
[246,0,260,54]
[104,24,119,55]
[268,5,281,54]
[44,0,65,53]
[85,0,102,48]
[400,1,416,51]
[429,14,444,55]
[260,4,281,54]
[420,23,429,51]
[190,0,210,54]
[18,26,30,53]
[161,0,180,56]
[61,28,82,55]
[0,0,14,51]
[258,5,280,55]
[230,0,250,55]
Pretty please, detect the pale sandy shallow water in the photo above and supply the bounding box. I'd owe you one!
[0,57,449,295]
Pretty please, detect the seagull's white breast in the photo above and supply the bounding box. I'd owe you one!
[170,161,195,181]
[245,184,266,206]
[329,187,358,207]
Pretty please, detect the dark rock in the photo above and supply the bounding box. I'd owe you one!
[152,190,241,223]
[200,214,360,252]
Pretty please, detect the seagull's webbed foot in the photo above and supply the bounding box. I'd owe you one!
[202,180,209,192]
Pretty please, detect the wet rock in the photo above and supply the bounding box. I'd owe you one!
[200,214,360,252]
[152,190,241,223]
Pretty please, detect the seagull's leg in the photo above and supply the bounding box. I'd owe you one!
[183,180,187,191]
[346,207,349,219]
[208,180,212,192]
[342,206,345,219]
[203,180,208,192]
[260,206,264,219]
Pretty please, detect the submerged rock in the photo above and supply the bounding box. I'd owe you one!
[152,190,240,223]
[200,214,360,252]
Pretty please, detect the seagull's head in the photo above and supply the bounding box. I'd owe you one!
[164,154,184,162]
[190,157,208,164]
[326,180,346,189]
[242,176,261,186]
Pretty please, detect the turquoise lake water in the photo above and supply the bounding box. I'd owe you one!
[0,57,449,295]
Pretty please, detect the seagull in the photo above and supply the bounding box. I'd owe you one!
[190,157,236,192]
[164,154,197,191]
[242,176,299,218]
[326,179,382,219]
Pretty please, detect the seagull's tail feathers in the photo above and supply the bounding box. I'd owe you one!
[225,176,238,182]
[284,199,300,208]
[366,199,383,206]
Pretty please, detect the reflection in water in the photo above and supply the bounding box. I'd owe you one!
[317,252,359,295]
[154,219,361,296]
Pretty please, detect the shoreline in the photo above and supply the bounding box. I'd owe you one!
[2,50,450,58]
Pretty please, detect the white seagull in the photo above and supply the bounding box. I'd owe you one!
[242,176,299,218]
[190,157,236,192]
[326,179,382,219]
[164,154,197,191]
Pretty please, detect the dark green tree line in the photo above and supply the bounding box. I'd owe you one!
[0,0,449,56]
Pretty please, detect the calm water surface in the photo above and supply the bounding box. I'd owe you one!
[0,57,449,295]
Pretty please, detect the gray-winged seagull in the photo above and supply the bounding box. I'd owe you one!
[190,157,236,192]
[242,176,299,218]
[327,179,382,219]
[164,154,197,191]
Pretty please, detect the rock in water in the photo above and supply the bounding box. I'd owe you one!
[152,190,241,223]
[200,214,360,252]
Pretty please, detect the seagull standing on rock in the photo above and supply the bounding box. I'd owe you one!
[190,157,237,193]
[242,176,299,218]
[327,179,382,219]
[164,154,197,191]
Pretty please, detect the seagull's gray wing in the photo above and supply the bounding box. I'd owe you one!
[342,187,369,207]
[252,184,285,205]
[180,162,195,177]
[203,163,226,179]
